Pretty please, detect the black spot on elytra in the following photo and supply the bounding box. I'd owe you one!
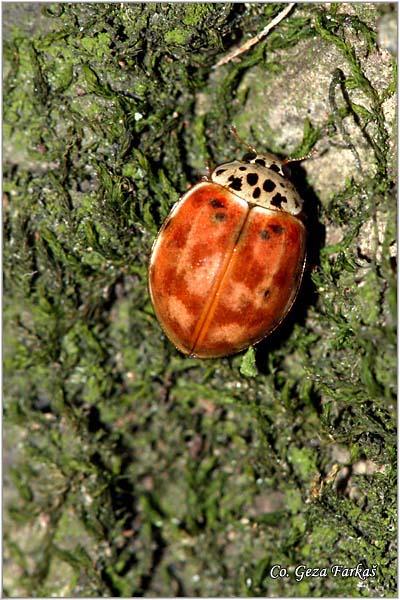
[270,224,284,234]
[210,199,225,208]
[263,289,270,299]
[242,151,257,162]
[216,168,227,176]
[255,158,266,167]
[252,187,261,199]
[239,166,247,171]
[260,229,270,240]
[263,179,276,192]
[247,173,259,186]
[269,164,281,173]
[215,212,226,221]
[228,176,243,191]
[271,192,287,209]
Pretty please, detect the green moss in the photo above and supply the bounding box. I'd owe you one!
[240,347,258,377]
[4,2,396,598]
[182,4,214,26]
[287,446,318,481]
[164,28,191,46]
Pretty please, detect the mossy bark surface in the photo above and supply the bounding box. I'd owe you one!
[4,3,397,597]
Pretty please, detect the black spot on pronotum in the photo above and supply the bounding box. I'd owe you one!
[252,187,261,199]
[228,176,243,191]
[269,164,281,173]
[239,166,247,171]
[210,199,225,208]
[216,168,227,176]
[263,288,270,298]
[263,179,276,192]
[260,229,270,240]
[271,192,287,209]
[255,158,266,167]
[242,151,257,162]
[215,212,226,221]
[270,224,284,234]
[246,173,259,186]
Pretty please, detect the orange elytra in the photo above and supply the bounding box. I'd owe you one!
[148,149,306,358]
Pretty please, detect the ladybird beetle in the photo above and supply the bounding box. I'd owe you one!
[148,150,306,358]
